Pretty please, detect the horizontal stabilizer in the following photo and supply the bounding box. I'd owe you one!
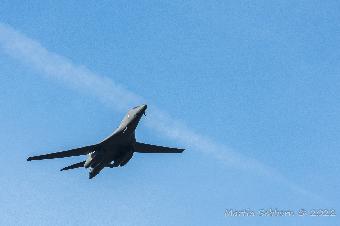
[27,144,97,161]
[134,142,184,153]
[60,161,86,171]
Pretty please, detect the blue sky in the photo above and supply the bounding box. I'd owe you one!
[0,1,339,225]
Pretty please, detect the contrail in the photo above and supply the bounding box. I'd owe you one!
[0,23,322,202]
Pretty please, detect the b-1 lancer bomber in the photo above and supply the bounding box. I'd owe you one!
[27,104,184,179]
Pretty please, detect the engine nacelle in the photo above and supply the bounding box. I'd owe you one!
[119,151,133,167]
[84,152,102,168]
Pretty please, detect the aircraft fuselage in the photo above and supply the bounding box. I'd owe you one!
[86,104,147,178]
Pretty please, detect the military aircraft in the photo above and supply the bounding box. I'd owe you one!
[27,104,184,179]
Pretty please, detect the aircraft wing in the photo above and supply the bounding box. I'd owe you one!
[134,142,184,153]
[27,145,97,161]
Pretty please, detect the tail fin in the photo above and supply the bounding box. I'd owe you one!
[60,161,86,171]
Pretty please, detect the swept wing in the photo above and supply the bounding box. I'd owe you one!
[27,145,97,161]
[134,142,184,153]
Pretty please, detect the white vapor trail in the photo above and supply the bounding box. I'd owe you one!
[0,23,322,201]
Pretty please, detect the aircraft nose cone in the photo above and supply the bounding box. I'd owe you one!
[138,104,147,116]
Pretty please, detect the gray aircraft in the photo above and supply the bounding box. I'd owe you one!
[27,104,184,179]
